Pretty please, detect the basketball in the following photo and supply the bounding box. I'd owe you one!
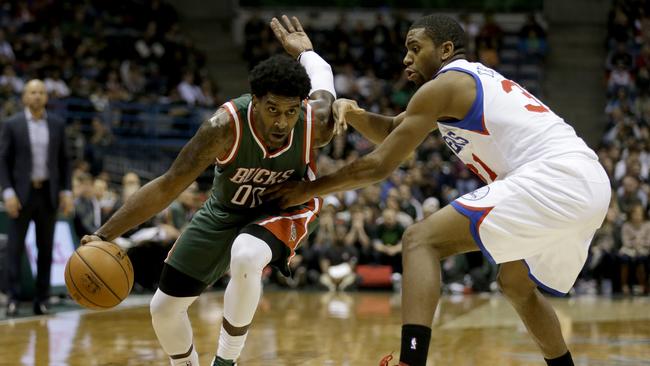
[64,241,134,310]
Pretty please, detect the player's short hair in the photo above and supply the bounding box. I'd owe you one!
[249,55,311,100]
[410,14,466,53]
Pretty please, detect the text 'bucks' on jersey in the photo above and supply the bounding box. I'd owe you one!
[435,60,597,184]
[209,94,317,212]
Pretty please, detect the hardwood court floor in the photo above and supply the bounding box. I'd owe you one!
[0,291,649,365]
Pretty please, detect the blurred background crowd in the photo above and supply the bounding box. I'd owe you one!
[1,0,647,298]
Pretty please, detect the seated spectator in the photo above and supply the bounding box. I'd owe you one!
[608,61,633,93]
[617,175,647,212]
[314,202,337,247]
[477,37,500,69]
[319,223,359,292]
[93,176,116,220]
[44,69,70,98]
[0,65,24,94]
[120,61,147,96]
[0,29,15,63]
[605,88,634,116]
[344,205,374,265]
[586,202,620,295]
[200,78,219,108]
[135,22,165,61]
[478,12,504,52]
[165,182,200,231]
[606,42,633,71]
[636,44,650,70]
[384,192,414,227]
[615,153,648,183]
[85,117,113,176]
[519,28,548,61]
[177,71,206,106]
[113,172,142,219]
[455,168,481,196]
[619,204,650,295]
[73,173,101,238]
[105,70,130,101]
[398,184,423,221]
[421,197,440,219]
[519,13,547,40]
[518,13,547,61]
[636,66,650,95]
[372,208,405,289]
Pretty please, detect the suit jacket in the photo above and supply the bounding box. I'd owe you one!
[0,111,71,208]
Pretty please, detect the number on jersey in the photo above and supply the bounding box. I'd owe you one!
[501,79,549,113]
[231,184,265,208]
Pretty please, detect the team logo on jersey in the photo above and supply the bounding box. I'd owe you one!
[289,222,297,242]
[230,167,294,185]
[461,186,490,201]
[442,131,470,153]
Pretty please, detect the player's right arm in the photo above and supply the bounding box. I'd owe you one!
[332,98,406,144]
[82,108,235,243]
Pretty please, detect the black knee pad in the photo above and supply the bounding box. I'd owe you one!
[159,263,207,297]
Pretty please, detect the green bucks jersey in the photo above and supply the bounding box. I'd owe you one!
[209,94,316,212]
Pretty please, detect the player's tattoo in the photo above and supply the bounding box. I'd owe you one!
[208,107,232,129]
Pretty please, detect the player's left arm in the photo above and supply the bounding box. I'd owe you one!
[304,74,476,196]
[270,15,336,147]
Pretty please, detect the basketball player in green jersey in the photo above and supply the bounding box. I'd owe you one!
[80,16,336,366]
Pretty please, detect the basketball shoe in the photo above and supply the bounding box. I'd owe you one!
[212,356,236,366]
[379,353,409,366]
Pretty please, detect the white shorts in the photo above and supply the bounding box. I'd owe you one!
[451,156,611,295]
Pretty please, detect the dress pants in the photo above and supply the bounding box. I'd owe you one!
[6,181,56,303]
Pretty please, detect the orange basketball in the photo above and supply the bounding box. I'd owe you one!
[64,241,134,310]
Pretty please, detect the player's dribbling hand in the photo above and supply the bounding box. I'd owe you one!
[270,15,313,59]
[80,234,103,246]
[332,98,364,135]
[262,180,312,209]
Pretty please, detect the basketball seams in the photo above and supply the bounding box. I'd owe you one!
[85,242,134,291]
[66,253,111,309]
[75,248,125,303]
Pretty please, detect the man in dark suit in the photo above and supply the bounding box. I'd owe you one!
[0,79,73,316]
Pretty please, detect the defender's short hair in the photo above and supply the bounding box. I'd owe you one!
[249,55,311,100]
[410,14,466,53]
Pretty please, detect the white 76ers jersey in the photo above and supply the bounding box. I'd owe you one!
[436,60,597,183]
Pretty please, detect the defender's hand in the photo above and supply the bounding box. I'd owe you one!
[80,234,103,245]
[262,180,312,209]
[270,15,313,59]
[332,98,365,135]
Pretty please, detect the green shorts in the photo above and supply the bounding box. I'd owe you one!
[165,196,321,285]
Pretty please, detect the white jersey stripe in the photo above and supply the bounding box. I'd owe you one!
[216,102,242,165]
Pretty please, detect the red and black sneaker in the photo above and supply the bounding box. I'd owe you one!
[379,353,409,366]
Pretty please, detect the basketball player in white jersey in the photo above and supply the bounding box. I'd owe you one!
[265,14,610,366]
